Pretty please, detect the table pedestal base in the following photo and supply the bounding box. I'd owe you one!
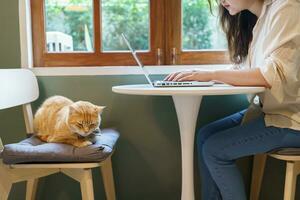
[172,95,202,200]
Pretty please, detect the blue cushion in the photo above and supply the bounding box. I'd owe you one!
[1,129,119,164]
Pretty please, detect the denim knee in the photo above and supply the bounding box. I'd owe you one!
[202,138,214,160]
[196,125,215,151]
[197,125,212,154]
[202,136,228,164]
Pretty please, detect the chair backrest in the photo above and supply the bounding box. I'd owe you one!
[0,69,39,110]
[0,69,39,137]
[0,137,3,152]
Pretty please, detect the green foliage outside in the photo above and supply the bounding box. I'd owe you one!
[183,0,227,50]
[101,0,149,51]
[45,0,226,52]
[183,0,212,49]
[45,0,93,51]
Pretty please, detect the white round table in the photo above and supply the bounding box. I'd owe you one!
[112,84,266,200]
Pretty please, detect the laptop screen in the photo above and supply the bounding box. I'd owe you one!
[121,33,154,86]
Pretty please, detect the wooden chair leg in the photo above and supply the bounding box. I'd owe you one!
[0,181,12,200]
[250,154,267,200]
[26,178,39,200]
[283,161,300,200]
[0,161,12,200]
[101,157,116,200]
[80,169,95,200]
[61,168,95,200]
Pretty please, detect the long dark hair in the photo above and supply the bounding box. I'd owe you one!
[208,1,258,64]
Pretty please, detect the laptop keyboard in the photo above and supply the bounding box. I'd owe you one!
[154,81,192,86]
[163,82,188,86]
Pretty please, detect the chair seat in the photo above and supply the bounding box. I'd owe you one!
[1,129,119,164]
[7,161,102,169]
[269,147,300,161]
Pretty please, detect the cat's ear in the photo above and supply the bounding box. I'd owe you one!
[95,106,106,114]
[69,105,76,114]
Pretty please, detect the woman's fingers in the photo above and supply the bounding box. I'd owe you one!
[163,73,172,81]
[178,75,194,82]
[164,70,213,82]
[172,72,193,82]
[164,70,199,81]
[163,73,174,81]
[164,71,181,81]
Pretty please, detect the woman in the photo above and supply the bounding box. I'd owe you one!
[165,0,300,199]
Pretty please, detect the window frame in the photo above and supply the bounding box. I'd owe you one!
[164,0,230,65]
[31,0,229,67]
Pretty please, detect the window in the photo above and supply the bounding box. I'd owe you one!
[101,0,150,51]
[31,0,229,67]
[45,0,94,52]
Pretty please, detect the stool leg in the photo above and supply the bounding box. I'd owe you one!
[250,154,267,200]
[0,181,12,200]
[283,161,300,200]
[61,168,95,200]
[0,163,12,200]
[80,169,94,200]
[26,178,39,200]
[101,157,116,200]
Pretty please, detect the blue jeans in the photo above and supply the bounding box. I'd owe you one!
[197,109,300,200]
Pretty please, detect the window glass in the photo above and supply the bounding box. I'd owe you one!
[45,0,94,52]
[101,0,150,51]
[182,0,227,50]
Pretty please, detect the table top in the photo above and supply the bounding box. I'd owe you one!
[112,84,266,96]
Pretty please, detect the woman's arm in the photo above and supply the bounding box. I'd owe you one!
[213,68,271,88]
[164,68,271,88]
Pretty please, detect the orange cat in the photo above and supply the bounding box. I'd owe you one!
[33,96,105,147]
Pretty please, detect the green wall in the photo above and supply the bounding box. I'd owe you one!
[0,0,297,199]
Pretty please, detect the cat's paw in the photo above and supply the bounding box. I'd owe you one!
[74,140,92,148]
[93,127,101,134]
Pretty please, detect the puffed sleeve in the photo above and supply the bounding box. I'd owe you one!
[259,5,300,103]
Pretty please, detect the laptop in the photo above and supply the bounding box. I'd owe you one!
[121,33,215,87]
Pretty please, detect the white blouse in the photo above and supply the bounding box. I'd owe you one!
[236,0,300,130]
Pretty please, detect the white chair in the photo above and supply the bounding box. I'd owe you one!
[46,31,73,52]
[0,69,116,200]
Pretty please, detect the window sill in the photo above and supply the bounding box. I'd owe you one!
[31,64,232,76]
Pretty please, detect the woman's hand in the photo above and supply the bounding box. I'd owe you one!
[164,70,214,82]
[164,68,271,87]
